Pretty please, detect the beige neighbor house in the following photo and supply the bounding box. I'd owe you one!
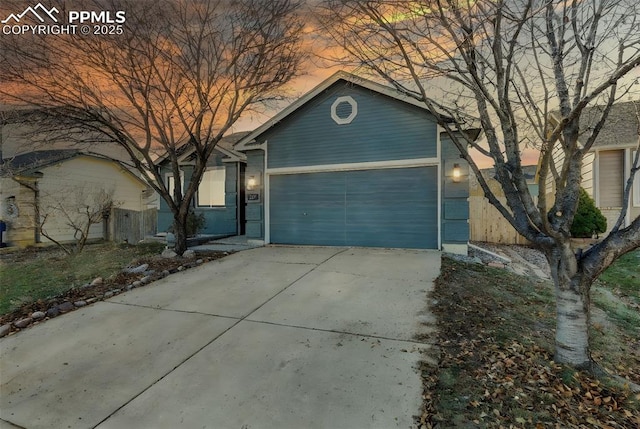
[1,107,157,248]
[543,101,640,235]
[1,150,155,248]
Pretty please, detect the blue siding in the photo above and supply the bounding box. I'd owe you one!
[238,77,472,249]
[440,133,469,244]
[199,160,238,236]
[157,151,240,236]
[245,150,264,239]
[443,221,469,242]
[444,200,469,220]
[245,204,262,222]
[157,208,173,233]
[270,167,438,249]
[264,84,438,169]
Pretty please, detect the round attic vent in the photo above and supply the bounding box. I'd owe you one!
[331,96,357,125]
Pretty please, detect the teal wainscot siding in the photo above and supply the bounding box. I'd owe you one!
[440,132,470,254]
[235,72,475,253]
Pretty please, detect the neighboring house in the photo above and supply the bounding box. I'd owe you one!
[0,106,135,163]
[469,165,538,245]
[1,150,154,247]
[155,132,248,237]
[234,71,478,253]
[543,101,640,234]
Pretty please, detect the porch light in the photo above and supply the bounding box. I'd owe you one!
[246,175,260,191]
[452,163,462,182]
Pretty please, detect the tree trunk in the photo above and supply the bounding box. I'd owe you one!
[173,213,189,256]
[555,285,590,367]
[549,243,592,368]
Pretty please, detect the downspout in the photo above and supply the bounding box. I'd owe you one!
[625,148,631,228]
[12,173,42,244]
[33,180,40,243]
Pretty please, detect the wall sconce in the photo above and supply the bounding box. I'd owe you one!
[452,163,462,182]
[246,175,260,191]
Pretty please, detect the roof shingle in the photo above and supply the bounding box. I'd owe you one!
[1,149,79,176]
[578,101,640,148]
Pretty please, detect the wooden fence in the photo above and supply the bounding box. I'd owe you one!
[469,175,531,245]
[112,208,157,244]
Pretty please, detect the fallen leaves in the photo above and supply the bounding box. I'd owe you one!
[417,257,640,428]
[452,338,637,427]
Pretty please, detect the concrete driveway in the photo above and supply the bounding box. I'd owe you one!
[0,246,440,429]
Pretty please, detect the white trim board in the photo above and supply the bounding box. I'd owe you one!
[264,142,271,245]
[266,157,440,176]
[436,125,443,250]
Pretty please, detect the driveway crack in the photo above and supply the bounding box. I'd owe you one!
[241,319,432,345]
[92,248,349,428]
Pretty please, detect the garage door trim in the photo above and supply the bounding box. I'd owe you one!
[264,157,442,248]
[267,157,440,176]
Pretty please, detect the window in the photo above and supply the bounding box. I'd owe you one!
[598,150,624,207]
[198,167,225,207]
[330,96,358,124]
[634,151,640,207]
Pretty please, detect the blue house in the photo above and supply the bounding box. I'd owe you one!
[156,133,248,237]
[235,72,476,253]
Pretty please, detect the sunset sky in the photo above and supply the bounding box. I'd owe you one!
[3,0,639,170]
[231,65,542,169]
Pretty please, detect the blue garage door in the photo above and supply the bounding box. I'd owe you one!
[269,166,438,249]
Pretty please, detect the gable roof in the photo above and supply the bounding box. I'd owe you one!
[154,131,249,165]
[1,150,149,188]
[0,106,45,124]
[234,71,459,151]
[478,165,538,183]
[581,101,639,149]
[550,100,640,149]
[1,149,80,176]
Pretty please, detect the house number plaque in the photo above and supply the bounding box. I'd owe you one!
[246,192,261,202]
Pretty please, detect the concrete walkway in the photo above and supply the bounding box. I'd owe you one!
[0,246,440,429]
[191,234,263,252]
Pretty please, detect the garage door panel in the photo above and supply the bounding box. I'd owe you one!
[270,173,346,245]
[271,201,345,223]
[269,166,438,249]
[346,168,433,198]
[270,222,345,246]
[270,174,344,201]
[345,167,437,248]
[346,201,433,223]
[347,225,436,248]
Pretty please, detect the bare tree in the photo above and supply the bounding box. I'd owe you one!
[0,0,306,254]
[38,187,118,255]
[319,0,640,374]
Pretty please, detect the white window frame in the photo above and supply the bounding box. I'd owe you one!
[197,166,226,207]
[166,171,184,198]
[596,149,625,208]
[331,96,358,125]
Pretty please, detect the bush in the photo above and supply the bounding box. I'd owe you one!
[168,211,206,237]
[570,188,607,238]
